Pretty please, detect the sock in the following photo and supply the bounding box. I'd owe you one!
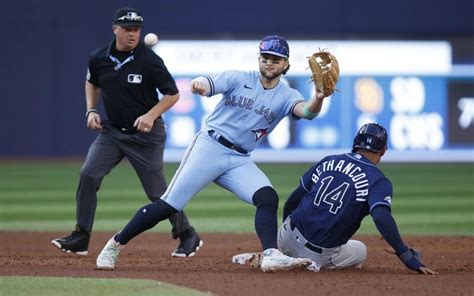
[253,187,279,250]
[115,199,178,244]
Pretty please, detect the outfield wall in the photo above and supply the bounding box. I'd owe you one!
[156,41,473,163]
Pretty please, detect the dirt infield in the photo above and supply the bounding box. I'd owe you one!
[1,232,473,296]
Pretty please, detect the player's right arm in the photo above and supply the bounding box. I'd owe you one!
[85,80,102,130]
[190,77,211,96]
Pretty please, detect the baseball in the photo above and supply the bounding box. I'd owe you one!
[144,33,159,47]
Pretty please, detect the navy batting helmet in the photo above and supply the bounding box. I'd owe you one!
[259,35,290,58]
[352,123,388,153]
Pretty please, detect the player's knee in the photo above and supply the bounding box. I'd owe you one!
[350,240,367,267]
[252,186,279,209]
[78,169,102,188]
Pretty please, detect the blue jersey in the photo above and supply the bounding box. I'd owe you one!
[203,70,304,152]
[291,153,393,248]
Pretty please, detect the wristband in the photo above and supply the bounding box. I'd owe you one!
[303,102,319,119]
[86,108,98,118]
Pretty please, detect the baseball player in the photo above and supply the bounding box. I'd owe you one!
[51,7,202,258]
[277,123,437,274]
[95,35,330,272]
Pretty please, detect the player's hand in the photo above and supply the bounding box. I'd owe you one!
[315,87,325,99]
[418,266,438,275]
[87,112,102,130]
[133,114,154,133]
[191,81,207,96]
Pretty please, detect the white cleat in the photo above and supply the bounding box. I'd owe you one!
[260,248,312,272]
[96,235,123,270]
[231,252,263,268]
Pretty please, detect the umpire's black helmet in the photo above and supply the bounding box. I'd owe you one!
[352,123,388,153]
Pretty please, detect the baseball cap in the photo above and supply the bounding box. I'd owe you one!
[113,7,143,27]
[259,35,290,58]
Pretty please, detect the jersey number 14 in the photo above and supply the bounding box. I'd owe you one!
[313,176,349,214]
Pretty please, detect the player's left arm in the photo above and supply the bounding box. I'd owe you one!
[371,206,437,275]
[292,88,326,119]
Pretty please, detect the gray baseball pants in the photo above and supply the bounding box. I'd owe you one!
[76,119,191,238]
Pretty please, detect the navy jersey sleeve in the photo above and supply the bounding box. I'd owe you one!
[300,162,321,192]
[368,178,393,212]
[149,54,179,96]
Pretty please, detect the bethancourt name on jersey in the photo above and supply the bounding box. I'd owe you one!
[311,158,369,197]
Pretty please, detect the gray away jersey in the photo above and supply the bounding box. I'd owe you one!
[203,70,304,152]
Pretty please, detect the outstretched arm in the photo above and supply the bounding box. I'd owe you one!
[292,88,326,119]
[371,206,438,275]
[190,77,211,97]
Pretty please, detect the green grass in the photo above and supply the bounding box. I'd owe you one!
[0,276,210,296]
[0,161,473,235]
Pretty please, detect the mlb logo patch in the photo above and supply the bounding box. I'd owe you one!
[128,74,142,84]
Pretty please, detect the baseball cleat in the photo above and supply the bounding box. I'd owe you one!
[96,235,123,270]
[171,227,203,257]
[260,248,312,272]
[231,252,262,268]
[51,226,90,256]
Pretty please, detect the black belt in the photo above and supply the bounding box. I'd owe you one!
[290,219,322,254]
[208,130,248,154]
[109,122,138,134]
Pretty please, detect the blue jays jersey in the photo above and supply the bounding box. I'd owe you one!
[291,153,393,248]
[203,71,304,152]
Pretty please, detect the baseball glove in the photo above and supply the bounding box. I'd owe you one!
[307,50,340,97]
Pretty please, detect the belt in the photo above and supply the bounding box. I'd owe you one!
[208,130,248,154]
[290,219,323,254]
[109,122,138,134]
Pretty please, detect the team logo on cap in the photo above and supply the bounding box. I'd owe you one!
[116,12,143,22]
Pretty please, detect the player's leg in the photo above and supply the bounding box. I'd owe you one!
[124,129,203,257]
[327,240,367,269]
[216,159,311,272]
[277,217,325,268]
[97,131,224,269]
[215,158,276,249]
[52,130,123,255]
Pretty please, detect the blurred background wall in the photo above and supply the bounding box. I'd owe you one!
[2,0,473,159]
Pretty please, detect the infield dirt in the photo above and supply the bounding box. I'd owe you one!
[1,232,472,295]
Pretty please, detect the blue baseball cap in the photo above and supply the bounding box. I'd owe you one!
[259,35,290,58]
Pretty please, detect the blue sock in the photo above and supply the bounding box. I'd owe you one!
[115,199,178,244]
[252,187,279,250]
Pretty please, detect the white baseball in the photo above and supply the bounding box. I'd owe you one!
[144,33,159,47]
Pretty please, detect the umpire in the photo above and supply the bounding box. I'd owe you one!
[52,7,203,258]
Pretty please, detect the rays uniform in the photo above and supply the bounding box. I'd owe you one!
[278,152,393,268]
[162,70,304,210]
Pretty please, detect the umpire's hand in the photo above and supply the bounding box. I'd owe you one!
[87,112,103,130]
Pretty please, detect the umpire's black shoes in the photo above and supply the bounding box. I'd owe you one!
[51,225,90,256]
[171,227,203,257]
